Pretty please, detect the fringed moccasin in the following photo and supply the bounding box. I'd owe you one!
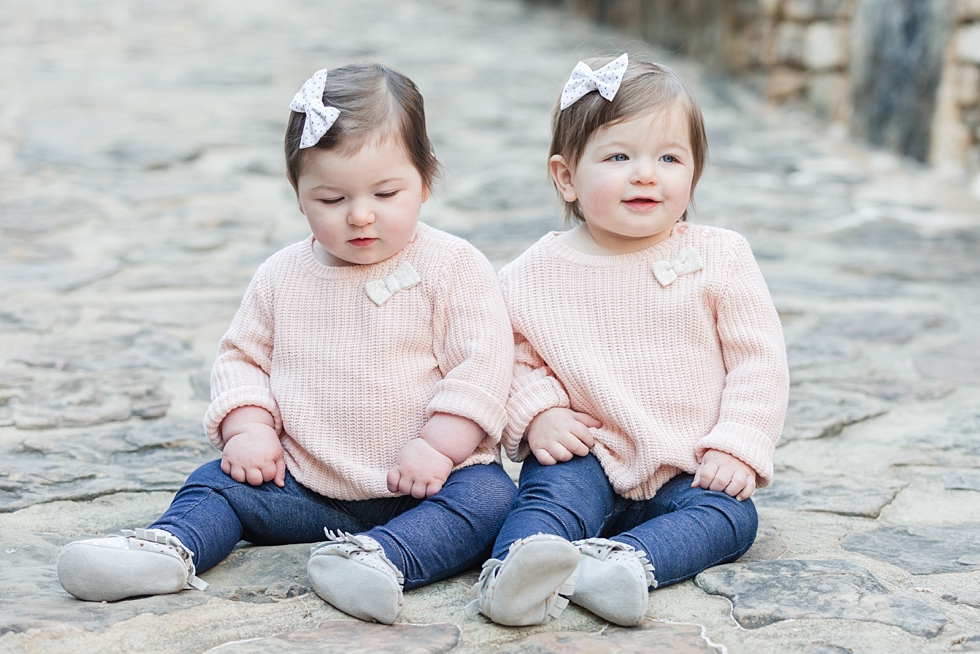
[466,533,580,626]
[58,528,207,602]
[308,529,405,624]
[569,537,655,626]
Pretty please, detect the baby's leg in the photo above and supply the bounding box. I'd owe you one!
[365,462,518,588]
[307,462,517,624]
[492,453,613,559]
[58,459,366,602]
[151,459,369,572]
[470,454,613,626]
[610,473,759,587]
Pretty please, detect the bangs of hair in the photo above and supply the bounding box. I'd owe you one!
[285,63,439,192]
[549,56,708,223]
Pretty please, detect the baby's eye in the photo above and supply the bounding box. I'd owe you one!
[320,197,343,205]
[660,154,678,163]
[376,190,400,198]
[608,153,629,162]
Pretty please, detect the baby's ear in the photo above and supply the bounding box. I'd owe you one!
[549,155,577,202]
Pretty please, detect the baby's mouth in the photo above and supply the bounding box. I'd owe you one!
[624,197,659,208]
[349,238,378,247]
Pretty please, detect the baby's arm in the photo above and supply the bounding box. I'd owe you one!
[526,407,601,465]
[205,261,287,487]
[386,413,485,498]
[219,406,285,487]
[387,245,513,499]
[692,449,756,501]
[695,235,790,490]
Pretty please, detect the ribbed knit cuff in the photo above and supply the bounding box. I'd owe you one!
[695,421,776,488]
[502,377,570,462]
[427,378,507,443]
[204,385,283,449]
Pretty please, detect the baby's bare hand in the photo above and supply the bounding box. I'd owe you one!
[526,407,602,466]
[387,438,454,498]
[692,449,757,501]
[220,424,285,487]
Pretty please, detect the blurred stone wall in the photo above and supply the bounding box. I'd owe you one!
[532,0,980,182]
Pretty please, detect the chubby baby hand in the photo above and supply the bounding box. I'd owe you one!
[526,407,602,466]
[692,449,757,501]
[221,424,286,488]
[387,438,454,499]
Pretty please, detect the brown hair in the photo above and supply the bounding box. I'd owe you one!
[284,63,439,192]
[549,55,708,223]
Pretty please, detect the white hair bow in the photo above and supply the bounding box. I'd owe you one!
[560,53,629,110]
[290,68,341,149]
[364,262,421,306]
[652,245,703,287]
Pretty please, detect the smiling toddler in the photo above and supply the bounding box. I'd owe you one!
[467,54,789,628]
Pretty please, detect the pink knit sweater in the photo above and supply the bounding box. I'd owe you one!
[499,223,789,500]
[205,223,513,501]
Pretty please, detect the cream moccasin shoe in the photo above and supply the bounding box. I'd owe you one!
[466,533,580,626]
[569,537,655,626]
[57,528,208,602]
[308,530,405,624]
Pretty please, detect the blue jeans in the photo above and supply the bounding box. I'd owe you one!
[492,454,758,588]
[151,460,518,590]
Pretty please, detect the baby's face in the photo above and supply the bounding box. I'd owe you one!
[556,102,695,254]
[295,136,429,266]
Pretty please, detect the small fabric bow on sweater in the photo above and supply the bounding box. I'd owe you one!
[290,68,341,149]
[560,53,629,110]
[365,262,421,306]
[652,245,703,286]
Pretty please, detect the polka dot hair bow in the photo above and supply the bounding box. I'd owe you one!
[290,68,341,149]
[560,53,629,110]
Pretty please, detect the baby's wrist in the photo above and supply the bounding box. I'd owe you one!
[417,435,456,464]
[221,422,278,448]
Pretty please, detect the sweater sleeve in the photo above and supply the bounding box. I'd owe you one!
[498,274,570,462]
[695,235,789,487]
[426,246,512,444]
[203,262,283,448]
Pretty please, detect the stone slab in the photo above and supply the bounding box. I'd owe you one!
[495,620,722,653]
[816,312,951,344]
[0,304,81,333]
[0,532,316,634]
[781,386,887,444]
[206,621,461,653]
[754,472,906,517]
[953,635,980,651]
[786,338,859,370]
[13,328,202,373]
[739,515,790,562]
[944,592,980,609]
[829,378,955,403]
[840,524,980,575]
[945,471,980,492]
[893,410,980,468]
[0,419,217,511]
[695,559,948,638]
[916,339,980,384]
[6,371,171,429]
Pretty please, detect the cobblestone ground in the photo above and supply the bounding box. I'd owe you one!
[2,0,980,652]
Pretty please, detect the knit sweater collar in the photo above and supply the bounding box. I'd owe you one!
[540,223,685,267]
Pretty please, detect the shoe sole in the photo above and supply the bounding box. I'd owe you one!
[571,554,649,626]
[484,538,580,626]
[58,542,188,602]
[308,554,402,624]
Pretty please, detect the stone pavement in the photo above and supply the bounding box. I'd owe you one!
[1,0,979,652]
